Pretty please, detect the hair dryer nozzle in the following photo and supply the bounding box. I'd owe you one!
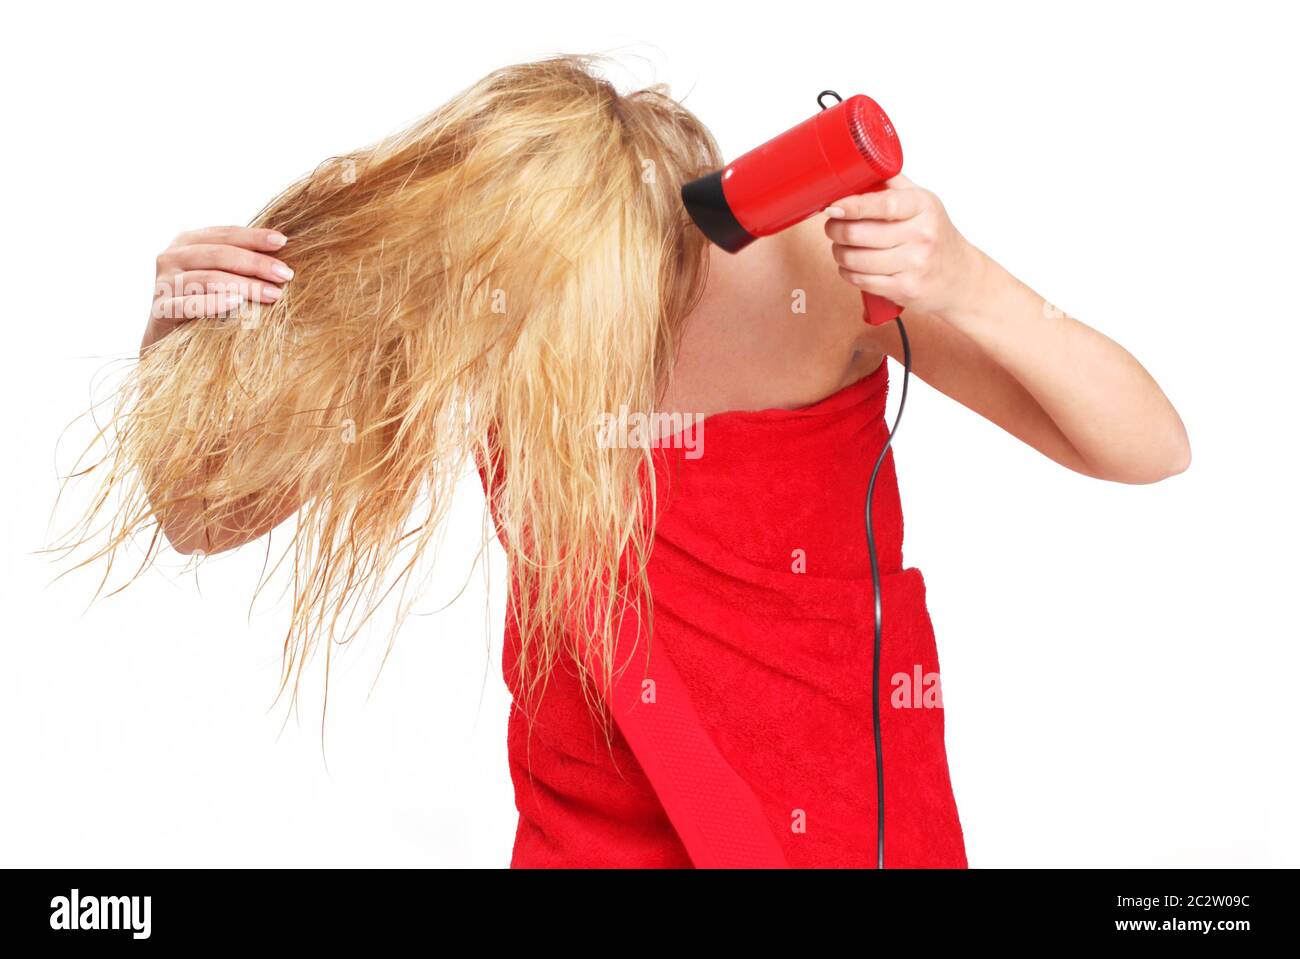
[681,169,756,253]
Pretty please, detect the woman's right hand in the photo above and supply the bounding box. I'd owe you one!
[143,226,293,351]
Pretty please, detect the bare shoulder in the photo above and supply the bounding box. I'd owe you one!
[779,216,862,314]
[776,216,888,371]
[666,216,886,415]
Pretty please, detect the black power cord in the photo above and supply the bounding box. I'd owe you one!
[864,315,912,869]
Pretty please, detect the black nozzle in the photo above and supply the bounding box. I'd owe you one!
[680,169,755,254]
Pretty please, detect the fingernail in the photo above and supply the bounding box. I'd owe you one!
[272,264,294,281]
[826,206,846,218]
[262,285,283,301]
[268,232,288,248]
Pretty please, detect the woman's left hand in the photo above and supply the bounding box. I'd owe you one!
[824,174,987,318]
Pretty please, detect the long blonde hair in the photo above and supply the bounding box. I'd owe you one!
[54,55,721,727]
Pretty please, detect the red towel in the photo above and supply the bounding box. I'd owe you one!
[482,358,967,868]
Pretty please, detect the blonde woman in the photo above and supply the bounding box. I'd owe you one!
[67,55,1189,868]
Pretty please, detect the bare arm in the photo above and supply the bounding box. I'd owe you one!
[823,177,1190,484]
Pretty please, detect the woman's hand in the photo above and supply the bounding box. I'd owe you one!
[824,174,987,319]
[144,226,293,352]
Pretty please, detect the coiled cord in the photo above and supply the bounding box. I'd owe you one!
[865,315,911,869]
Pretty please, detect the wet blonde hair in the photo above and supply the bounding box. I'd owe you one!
[54,55,721,728]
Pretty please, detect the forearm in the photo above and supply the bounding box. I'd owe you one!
[826,177,1191,484]
[937,249,1191,483]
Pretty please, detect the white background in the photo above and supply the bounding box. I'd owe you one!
[1,0,1296,867]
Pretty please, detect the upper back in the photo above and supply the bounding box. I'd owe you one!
[660,215,884,419]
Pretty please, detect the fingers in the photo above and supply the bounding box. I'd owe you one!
[825,186,923,222]
[823,177,966,312]
[824,216,912,249]
[151,291,248,323]
[836,266,909,302]
[824,183,928,303]
[149,226,290,340]
[158,243,294,285]
[830,241,914,278]
[171,225,287,252]
[158,270,283,304]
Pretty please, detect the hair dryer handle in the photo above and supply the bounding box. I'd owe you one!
[862,291,902,327]
[854,176,902,325]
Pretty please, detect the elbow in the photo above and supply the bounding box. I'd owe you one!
[1152,422,1193,482]
[160,520,209,557]
[1112,430,1192,485]
[1140,448,1190,484]
[1168,433,1192,478]
[149,494,215,556]
[1076,418,1191,485]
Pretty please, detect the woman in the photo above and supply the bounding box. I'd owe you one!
[70,55,1189,868]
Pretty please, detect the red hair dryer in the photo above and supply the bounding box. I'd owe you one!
[681,91,904,326]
